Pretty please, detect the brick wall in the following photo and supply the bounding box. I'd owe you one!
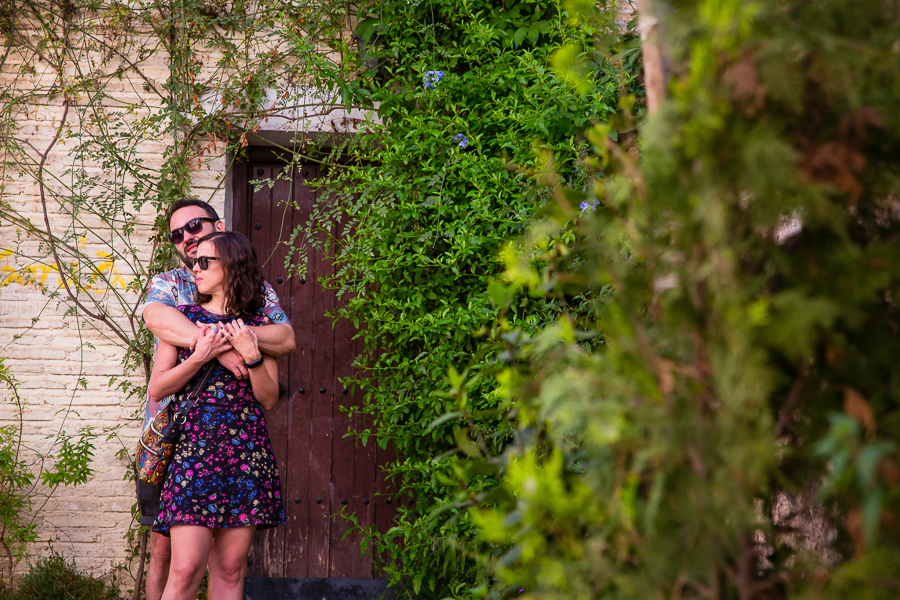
[0,188,228,580]
[0,15,230,581]
[0,165,228,581]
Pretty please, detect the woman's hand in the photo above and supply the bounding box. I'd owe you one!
[222,319,278,408]
[222,318,261,363]
[190,324,230,365]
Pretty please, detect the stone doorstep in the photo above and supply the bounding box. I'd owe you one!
[243,578,401,600]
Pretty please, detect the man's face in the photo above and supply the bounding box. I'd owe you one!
[169,206,223,268]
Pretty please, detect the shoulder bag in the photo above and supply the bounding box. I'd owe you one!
[136,361,217,485]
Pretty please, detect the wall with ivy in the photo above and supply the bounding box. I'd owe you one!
[0,0,358,583]
[2,7,170,579]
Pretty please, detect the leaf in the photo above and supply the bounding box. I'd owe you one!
[487,280,515,308]
[353,17,379,44]
[861,487,884,546]
[446,366,466,391]
[858,442,895,489]
[454,427,481,458]
[513,27,527,46]
[844,387,876,436]
[427,411,463,430]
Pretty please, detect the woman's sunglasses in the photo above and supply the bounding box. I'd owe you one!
[195,256,220,270]
[168,217,216,244]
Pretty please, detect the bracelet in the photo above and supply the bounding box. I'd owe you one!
[243,356,264,369]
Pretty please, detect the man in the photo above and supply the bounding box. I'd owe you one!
[138,199,296,600]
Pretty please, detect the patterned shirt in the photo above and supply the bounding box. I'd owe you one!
[141,266,289,428]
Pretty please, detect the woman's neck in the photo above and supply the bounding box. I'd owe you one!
[201,293,227,315]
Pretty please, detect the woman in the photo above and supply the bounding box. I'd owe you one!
[147,231,285,600]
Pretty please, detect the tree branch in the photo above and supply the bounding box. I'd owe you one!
[36,98,131,348]
[637,0,668,112]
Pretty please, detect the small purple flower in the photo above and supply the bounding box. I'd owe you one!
[580,199,599,212]
[422,70,445,89]
[453,134,469,149]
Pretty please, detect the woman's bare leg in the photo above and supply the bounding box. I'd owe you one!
[160,526,213,600]
[207,526,256,600]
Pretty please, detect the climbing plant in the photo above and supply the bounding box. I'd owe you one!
[287,0,637,596]
[0,359,98,588]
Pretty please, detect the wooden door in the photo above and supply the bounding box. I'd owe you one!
[232,148,396,580]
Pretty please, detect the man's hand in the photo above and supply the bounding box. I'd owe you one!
[218,349,249,380]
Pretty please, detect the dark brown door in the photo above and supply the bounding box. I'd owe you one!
[232,148,396,579]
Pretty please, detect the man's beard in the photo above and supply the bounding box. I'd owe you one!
[178,240,199,268]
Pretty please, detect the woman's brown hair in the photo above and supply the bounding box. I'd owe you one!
[195,231,266,315]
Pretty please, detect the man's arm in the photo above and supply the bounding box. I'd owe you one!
[143,303,201,347]
[141,274,258,380]
[254,281,296,357]
[144,303,259,380]
[249,323,296,357]
[144,301,294,358]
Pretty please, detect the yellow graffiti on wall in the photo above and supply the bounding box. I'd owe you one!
[0,247,134,294]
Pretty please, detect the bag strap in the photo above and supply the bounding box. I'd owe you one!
[172,360,218,426]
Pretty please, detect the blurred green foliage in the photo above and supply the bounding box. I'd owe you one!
[457,0,900,598]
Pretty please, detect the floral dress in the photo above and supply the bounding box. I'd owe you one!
[153,304,285,535]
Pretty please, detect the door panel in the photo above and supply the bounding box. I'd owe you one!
[283,168,315,578]
[246,162,289,577]
[233,150,395,580]
[307,167,336,577]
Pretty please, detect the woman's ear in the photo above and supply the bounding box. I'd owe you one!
[215,220,226,232]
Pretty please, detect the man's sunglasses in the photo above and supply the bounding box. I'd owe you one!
[195,256,220,270]
[168,217,216,244]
